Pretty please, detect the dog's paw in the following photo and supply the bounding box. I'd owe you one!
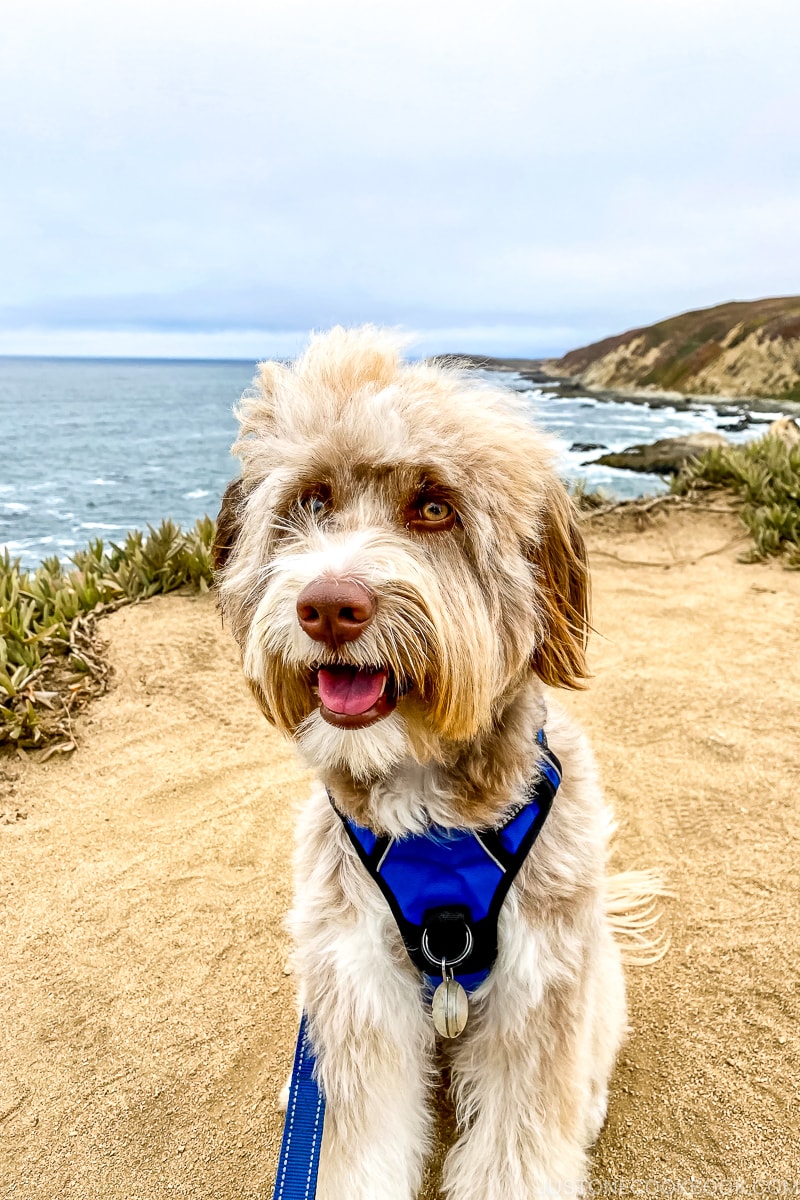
[278,1075,291,1112]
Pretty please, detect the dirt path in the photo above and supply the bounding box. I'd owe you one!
[2,508,798,1198]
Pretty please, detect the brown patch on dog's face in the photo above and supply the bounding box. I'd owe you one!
[528,484,590,691]
[213,477,246,574]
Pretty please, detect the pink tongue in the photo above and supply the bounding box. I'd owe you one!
[317,666,388,716]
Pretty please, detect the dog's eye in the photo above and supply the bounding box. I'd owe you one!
[407,496,456,532]
[298,486,331,517]
[420,500,451,522]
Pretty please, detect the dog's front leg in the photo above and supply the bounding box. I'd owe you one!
[291,801,434,1200]
[442,913,607,1200]
[301,928,434,1200]
[442,993,590,1200]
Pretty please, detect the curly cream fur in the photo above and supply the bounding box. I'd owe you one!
[215,326,663,1198]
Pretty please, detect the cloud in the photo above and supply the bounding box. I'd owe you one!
[1,0,799,356]
[0,323,585,361]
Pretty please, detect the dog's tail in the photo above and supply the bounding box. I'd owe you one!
[606,869,672,965]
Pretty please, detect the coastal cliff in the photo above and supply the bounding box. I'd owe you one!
[553,296,800,401]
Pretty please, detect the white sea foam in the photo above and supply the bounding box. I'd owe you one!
[3,502,29,513]
[184,488,210,499]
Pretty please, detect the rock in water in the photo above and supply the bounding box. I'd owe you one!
[594,432,729,475]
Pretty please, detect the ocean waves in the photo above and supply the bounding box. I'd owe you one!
[1,356,774,568]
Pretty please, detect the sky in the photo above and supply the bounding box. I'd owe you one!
[1,0,799,359]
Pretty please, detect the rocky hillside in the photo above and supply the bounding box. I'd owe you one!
[554,297,800,401]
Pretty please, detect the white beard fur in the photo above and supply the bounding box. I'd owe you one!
[295,707,411,786]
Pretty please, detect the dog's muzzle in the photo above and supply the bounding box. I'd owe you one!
[298,576,403,729]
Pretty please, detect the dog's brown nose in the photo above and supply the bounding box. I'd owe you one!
[296,578,377,647]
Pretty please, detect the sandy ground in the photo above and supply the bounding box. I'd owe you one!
[2,507,799,1199]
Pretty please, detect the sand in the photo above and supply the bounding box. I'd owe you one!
[2,507,799,1198]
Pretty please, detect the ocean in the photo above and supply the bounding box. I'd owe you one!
[1,356,777,568]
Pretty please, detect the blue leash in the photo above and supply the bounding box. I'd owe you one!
[272,1013,326,1200]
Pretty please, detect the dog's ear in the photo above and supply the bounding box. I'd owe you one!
[213,477,245,574]
[529,485,590,690]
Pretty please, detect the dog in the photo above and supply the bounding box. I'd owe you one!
[214,326,663,1199]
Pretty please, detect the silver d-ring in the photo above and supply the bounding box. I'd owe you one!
[421,924,474,970]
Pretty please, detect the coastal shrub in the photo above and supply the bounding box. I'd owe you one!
[569,479,610,510]
[671,433,800,566]
[0,518,215,751]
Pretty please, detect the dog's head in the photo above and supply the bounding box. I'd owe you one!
[215,326,588,783]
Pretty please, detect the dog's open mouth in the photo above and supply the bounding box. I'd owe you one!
[311,664,400,729]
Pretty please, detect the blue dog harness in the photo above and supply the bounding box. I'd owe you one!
[331,729,561,992]
[272,729,561,1198]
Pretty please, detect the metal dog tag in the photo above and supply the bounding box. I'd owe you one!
[431,976,469,1038]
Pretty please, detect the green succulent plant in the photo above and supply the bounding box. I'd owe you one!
[0,518,216,752]
[671,433,800,567]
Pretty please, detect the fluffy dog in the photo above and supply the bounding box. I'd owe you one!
[214,327,659,1199]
